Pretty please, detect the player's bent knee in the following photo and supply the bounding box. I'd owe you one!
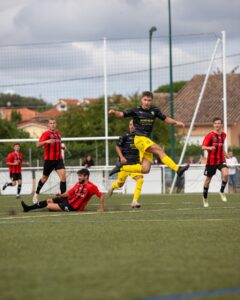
[141,166,150,174]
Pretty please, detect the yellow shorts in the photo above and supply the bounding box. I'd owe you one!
[134,135,154,163]
[117,170,143,184]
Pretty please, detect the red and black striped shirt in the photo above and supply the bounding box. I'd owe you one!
[67,181,102,211]
[202,131,226,165]
[6,152,23,174]
[39,130,63,161]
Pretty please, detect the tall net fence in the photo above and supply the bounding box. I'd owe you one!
[0,33,238,101]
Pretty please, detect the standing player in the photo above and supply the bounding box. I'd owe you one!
[2,143,29,199]
[109,91,189,177]
[32,118,66,204]
[108,120,144,208]
[21,168,104,213]
[202,117,228,207]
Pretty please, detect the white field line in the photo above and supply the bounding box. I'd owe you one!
[0,206,239,223]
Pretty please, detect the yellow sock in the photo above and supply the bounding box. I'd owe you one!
[133,177,144,201]
[161,155,179,172]
[111,181,119,190]
[121,164,142,173]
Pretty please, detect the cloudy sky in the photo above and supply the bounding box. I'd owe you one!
[0,0,239,102]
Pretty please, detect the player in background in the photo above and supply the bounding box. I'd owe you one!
[202,117,228,207]
[109,91,189,177]
[2,143,29,199]
[21,168,104,213]
[32,118,66,204]
[108,120,144,208]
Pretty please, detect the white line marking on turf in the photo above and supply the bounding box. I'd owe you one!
[0,206,239,222]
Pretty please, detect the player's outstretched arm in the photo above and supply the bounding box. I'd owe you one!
[98,195,104,213]
[109,109,124,118]
[164,117,185,127]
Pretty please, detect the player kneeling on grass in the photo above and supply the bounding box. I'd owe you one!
[21,168,104,213]
[202,117,228,208]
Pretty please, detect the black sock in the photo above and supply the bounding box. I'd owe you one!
[60,181,66,193]
[203,186,209,199]
[220,181,227,193]
[28,200,48,211]
[17,184,22,195]
[36,180,45,194]
[7,182,13,187]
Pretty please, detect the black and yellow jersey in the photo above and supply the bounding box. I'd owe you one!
[123,106,166,137]
[116,131,139,165]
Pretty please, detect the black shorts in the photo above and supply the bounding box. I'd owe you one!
[204,163,227,177]
[43,160,65,176]
[10,173,22,181]
[52,197,75,212]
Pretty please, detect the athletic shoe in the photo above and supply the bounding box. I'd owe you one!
[202,197,209,208]
[107,188,114,198]
[177,164,190,177]
[32,192,39,204]
[21,201,29,212]
[131,200,141,208]
[109,162,123,176]
[16,194,21,199]
[219,192,227,202]
[2,183,8,191]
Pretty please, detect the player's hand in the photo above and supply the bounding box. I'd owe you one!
[109,109,116,114]
[55,193,61,197]
[209,146,216,151]
[175,121,185,127]
[120,157,127,164]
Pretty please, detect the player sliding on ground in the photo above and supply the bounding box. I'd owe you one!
[21,168,104,213]
[109,91,189,177]
[202,117,228,208]
[108,120,144,208]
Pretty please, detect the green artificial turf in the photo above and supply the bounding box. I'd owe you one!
[0,193,239,300]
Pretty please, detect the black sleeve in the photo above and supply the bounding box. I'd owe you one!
[123,108,135,118]
[155,107,166,121]
[116,133,127,147]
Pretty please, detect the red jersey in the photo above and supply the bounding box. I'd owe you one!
[6,152,23,174]
[202,131,226,165]
[67,181,102,211]
[39,130,62,160]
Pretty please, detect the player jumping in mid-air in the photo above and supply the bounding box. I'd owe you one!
[109,91,189,177]
[2,143,29,199]
[202,117,228,207]
[108,120,144,208]
[22,168,104,213]
[32,118,66,204]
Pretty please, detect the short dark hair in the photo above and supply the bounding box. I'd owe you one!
[14,143,20,146]
[77,168,90,178]
[142,91,153,99]
[213,117,223,123]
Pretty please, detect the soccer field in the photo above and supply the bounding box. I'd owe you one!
[0,193,240,300]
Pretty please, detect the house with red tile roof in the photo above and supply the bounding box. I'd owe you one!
[154,73,240,147]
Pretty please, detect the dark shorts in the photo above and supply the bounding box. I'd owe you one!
[10,173,22,181]
[204,163,227,177]
[52,197,75,212]
[43,160,65,176]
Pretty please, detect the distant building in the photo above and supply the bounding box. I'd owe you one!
[0,107,36,122]
[154,74,240,147]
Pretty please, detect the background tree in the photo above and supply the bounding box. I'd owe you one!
[11,110,22,124]
[154,80,187,93]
